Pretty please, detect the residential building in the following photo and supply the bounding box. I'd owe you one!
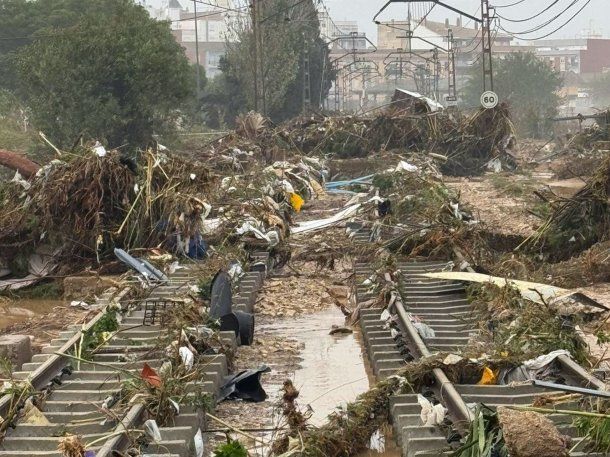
[141,0,233,78]
[532,38,610,77]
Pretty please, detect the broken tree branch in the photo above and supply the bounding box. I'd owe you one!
[0,149,40,178]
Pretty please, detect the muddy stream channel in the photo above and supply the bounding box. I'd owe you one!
[210,260,399,456]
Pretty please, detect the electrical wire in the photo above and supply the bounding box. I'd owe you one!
[499,0,592,40]
[192,0,245,13]
[494,0,528,8]
[495,0,560,23]
[498,0,581,36]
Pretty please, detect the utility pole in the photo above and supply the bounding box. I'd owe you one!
[259,1,266,115]
[446,29,457,104]
[302,37,312,111]
[193,0,202,98]
[398,52,404,84]
[432,48,440,100]
[250,0,259,112]
[480,0,494,91]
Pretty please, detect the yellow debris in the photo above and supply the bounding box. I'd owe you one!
[290,192,304,212]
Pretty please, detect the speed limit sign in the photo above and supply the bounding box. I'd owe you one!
[480,91,499,109]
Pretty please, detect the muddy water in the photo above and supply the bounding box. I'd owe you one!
[261,306,400,456]
[0,299,63,329]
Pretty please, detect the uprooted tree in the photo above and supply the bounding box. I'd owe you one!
[463,52,562,138]
[11,0,194,148]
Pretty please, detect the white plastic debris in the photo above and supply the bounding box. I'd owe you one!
[11,171,31,190]
[394,160,419,173]
[194,429,204,457]
[442,353,464,365]
[168,261,184,275]
[522,350,570,371]
[368,429,386,452]
[179,346,194,370]
[92,141,107,157]
[281,179,295,194]
[101,395,114,410]
[144,419,163,442]
[227,261,244,280]
[486,157,502,172]
[168,398,180,415]
[190,173,196,180]
[380,309,391,322]
[70,300,91,310]
[413,322,435,339]
[417,394,447,426]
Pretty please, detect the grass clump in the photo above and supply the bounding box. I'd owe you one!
[77,307,119,360]
[213,440,248,457]
[574,399,610,454]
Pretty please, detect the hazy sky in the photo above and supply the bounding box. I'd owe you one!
[325,0,608,43]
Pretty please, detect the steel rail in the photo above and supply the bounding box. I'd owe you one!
[389,275,474,425]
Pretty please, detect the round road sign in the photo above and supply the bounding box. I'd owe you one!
[480,91,499,109]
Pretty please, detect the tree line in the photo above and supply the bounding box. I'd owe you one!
[0,0,333,149]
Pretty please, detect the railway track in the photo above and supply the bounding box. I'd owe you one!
[356,251,607,457]
[0,252,270,456]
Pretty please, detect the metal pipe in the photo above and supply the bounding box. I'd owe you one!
[532,379,610,398]
[557,354,606,390]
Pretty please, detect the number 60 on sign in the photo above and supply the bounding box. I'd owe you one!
[480,91,498,109]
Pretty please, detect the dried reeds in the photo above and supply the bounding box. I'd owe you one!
[520,156,610,259]
[0,149,215,260]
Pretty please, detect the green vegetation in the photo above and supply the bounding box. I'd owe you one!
[0,90,36,154]
[213,440,248,457]
[78,308,119,359]
[451,406,507,457]
[575,407,610,454]
[463,52,562,138]
[470,284,588,364]
[0,0,196,150]
[204,0,334,126]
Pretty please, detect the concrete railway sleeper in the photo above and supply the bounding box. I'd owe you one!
[355,246,607,456]
[0,251,272,456]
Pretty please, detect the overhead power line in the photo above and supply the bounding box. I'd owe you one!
[494,0,528,8]
[498,0,580,35]
[495,0,560,23]
[498,0,592,41]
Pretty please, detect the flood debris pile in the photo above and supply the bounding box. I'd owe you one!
[198,104,515,178]
[436,102,515,176]
[269,349,521,456]
[271,372,399,456]
[358,160,477,259]
[524,156,610,259]
[467,283,589,364]
[0,135,328,287]
[0,148,215,261]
